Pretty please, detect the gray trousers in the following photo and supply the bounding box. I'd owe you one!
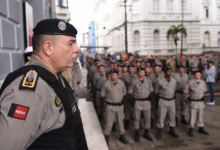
[175,93,188,118]
[103,109,125,135]
[134,109,151,130]
[157,100,176,128]
[189,107,204,128]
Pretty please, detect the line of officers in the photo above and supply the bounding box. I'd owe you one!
[86,56,212,146]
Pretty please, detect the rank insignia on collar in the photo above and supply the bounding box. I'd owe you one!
[55,95,62,107]
[19,70,39,91]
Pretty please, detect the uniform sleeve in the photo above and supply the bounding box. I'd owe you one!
[101,82,107,97]
[122,82,127,96]
[203,81,208,93]
[0,89,47,150]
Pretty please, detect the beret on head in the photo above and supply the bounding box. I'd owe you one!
[153,65,160,68]
[122,65,127,68]
[106,72,111,76]
[137,67,145,72]
[111,70,119,74]
[98,65,105,69]
[177,65,185,69]
[128,65,135,68]
[165,68,171,72]
[193,70,200,75]
[33,19,77,37]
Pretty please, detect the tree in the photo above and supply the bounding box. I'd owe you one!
[167,25,187,56]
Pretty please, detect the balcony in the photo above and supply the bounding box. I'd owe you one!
[56,5,70,21]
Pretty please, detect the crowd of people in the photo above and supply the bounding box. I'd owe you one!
[85,53,219,146]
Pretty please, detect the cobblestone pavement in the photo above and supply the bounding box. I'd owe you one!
[79,67,220,150]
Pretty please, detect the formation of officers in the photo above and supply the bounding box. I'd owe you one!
[86,53,219,146]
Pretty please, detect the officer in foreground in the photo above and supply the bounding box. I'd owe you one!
[128,67,154,142]
[0,19,88,150]
[101,70,129,145]
[184,71,209,137]
[155,68,179,139]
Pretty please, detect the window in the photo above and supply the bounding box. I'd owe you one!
[134,31,140,50]
[204,31,210,47]
[58,0,63,6]
[218,32,220,46]
[218,7,220,18]
[204,6,209,18]
[154,30,160,48]
[153,0,160,11]
[167,0,173,12]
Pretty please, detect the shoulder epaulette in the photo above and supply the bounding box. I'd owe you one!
[19,70,39,91]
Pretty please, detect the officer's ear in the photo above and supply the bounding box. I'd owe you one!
[42,40,54,56]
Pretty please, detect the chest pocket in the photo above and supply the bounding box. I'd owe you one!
[161,84,168,90]
[117,86,123,94]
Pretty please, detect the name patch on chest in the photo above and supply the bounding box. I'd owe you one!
[8,103,29,120]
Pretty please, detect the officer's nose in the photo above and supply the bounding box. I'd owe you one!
[73,43,79,54]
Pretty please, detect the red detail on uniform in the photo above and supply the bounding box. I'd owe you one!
[186,84,189,86]
[30,72,34,76]
[13,106,29,120]
[180,56,183,65]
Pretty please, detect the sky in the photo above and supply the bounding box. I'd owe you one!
[69,0,97,46]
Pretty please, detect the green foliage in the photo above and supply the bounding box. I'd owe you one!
[167,25,187,47]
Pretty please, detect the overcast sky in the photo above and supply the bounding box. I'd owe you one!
[69,0,96,46]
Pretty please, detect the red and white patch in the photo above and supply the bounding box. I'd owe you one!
[8,103,29,120]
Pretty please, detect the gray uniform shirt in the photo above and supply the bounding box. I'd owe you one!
[150,73,164,92]
[101,80,126,111]
[190,59,200,71]
[0,55,65,150]
[173,73,189,92]
[93,73,107,90]
[72,62,82,83]
[128,78,154,110]
[124,74,138,91]
[184,79,207,109]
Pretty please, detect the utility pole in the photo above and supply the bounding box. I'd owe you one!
[124,0,128,54]
[180,0,184,64]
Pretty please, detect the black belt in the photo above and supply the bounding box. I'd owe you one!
[175,91,184,94]
[105,100,124,106]
[134,97,150,101]
[96,89,101,91]
[77,82,80,85]
[159,96,175,101]
[189,97,204,102]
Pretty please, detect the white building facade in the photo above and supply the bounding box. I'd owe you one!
[94,0,220,55]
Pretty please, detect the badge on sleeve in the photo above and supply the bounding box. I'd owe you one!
[8,103,29,120]
[55,95,62,107]
[19,70,39,91]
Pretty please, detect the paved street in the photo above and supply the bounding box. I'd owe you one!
[79,67,220,150]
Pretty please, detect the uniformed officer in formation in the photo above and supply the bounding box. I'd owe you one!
[0,19,88,150]
[184,71,209,137]
[84,53,219,146]
[155,68,179,139]
[101,70,129,145]
[128,67,154,142]
[173,65,188,126]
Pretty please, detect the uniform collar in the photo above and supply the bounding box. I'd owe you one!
[29,55,51,72]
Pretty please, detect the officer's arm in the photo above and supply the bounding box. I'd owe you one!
[183,83,190,96]
[0,89,47,150]
[101,82,107,99]
[122,82,127,96]
[149,80,154,94]
[128,82,133,96]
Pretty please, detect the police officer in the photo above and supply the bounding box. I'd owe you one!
[173,65,189,126]
[189,55,200,79]
[93,65,107,121]
[184,71,209,137]
[128,67,154,142]
[155,68,179,139]
[0,19,88,150]
[62,68,74,89]
[72,61,82,103]
[150,65,164,127]
[118,65,128,82]
[124,65,138,130]
[101,70,129,145]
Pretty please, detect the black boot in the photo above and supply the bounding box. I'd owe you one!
[169,127,179,138]
[156,128,162,139]
[188,128,193,137]
[119,134,129,144]
[124,120,129,130]
[134,130,140,142]
[198,127,209,135]
[151,119,154,128]
[105,135,109,146]
[181,115,188,125]
[176,117,178,127]
[112,122,117,132]
[144,129,153,141]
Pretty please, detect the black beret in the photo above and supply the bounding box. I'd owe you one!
[106,72,111,76]
[165,68,171,72]
[177,65,185,68]
[136,61,141,63]
[137,67,145,72]
[110,62,115,64]
[111,70,119,74]
[95,59,101,63]
[118,65,122,68]
[128,65,135,68]
[106,58,110,61]
[153,65,160,68]
[33,19,77,37]
[208,60,214,64]
[193,70,200,75]
[122,65,128,68]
